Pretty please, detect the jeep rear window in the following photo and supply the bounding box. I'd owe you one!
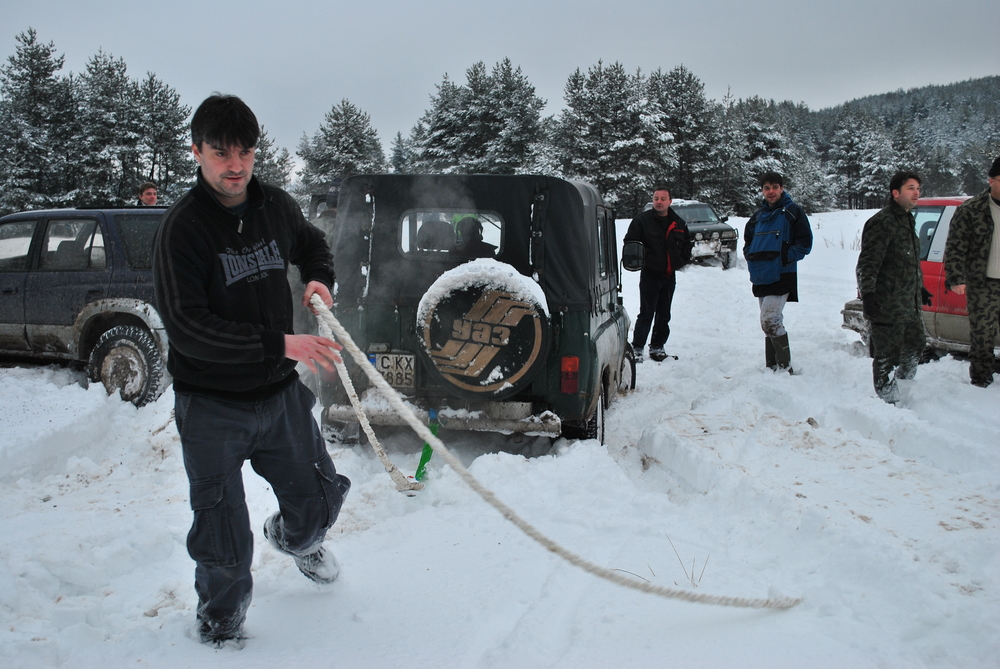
[398,209,503,260]
[116,214,163,269]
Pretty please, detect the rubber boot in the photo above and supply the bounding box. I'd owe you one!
[765,338,776,370]
[770,334,792,373]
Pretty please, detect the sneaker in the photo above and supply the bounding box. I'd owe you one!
[649,348,667,362]
[264,513,341,584]
[633,347,644,363]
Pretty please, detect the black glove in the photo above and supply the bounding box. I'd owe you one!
[861,293,880,320]
[921,287,933,307]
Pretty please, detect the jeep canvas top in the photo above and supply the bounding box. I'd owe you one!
[320,174,634,445]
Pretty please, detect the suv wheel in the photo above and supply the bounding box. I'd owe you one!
[88,325,164,407]
[721,251,735,270]
[619,345,636,394]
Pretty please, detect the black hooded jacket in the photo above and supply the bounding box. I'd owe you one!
[623,207,690,276]
[152,171,334,400]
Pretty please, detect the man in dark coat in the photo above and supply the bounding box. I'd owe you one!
[623,184,690,362]
[152,95,351,647]
[856,171,927,404]
[743,172,812,372]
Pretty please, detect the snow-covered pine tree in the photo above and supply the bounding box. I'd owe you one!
[646,65,719,200]
[408,74,464,173]
[0,28,76,213]
[854,115,898,208]
[135,73,192,203]
[72,50,143,206]
[254,126,293,190]
[556,61,658,217]
[774,101,833,213]
[827,106,869,210]
[389,131,411,173]
[409,60,545,175]
[477,59,545,174]
[297,99,387,190]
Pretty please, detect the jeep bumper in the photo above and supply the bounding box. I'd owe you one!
[324,398,562,436]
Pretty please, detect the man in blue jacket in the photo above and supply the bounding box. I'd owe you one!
[743,172,813,372]
[153,95,351,648]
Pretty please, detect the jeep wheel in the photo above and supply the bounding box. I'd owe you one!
[562,383,604,444]
[418,261,550,401]
[721,251,735,270]
[88,325,165,407]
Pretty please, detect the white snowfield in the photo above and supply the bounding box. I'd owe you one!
[0,209,997,668]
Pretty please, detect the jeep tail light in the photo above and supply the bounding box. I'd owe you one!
[560,356,579,394]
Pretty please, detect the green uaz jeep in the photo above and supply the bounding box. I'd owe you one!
[319,174,634,444]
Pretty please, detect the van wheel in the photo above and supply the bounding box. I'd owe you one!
[88,325,164,407]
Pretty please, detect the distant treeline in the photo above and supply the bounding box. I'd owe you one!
[2,28,998,217]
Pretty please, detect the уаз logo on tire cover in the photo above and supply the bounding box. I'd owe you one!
[421,285,548,398]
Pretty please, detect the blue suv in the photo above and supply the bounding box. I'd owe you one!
[0,206,169,405]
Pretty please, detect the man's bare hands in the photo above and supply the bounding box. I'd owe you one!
[285,334,342,374]
[952,284,966,296]
[303,281,333,313]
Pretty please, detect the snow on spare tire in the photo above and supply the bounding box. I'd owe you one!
[417,259,550,401]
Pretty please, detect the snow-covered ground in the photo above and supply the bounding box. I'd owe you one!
[1,209,997,668]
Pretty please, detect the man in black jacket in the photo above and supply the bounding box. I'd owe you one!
[153,95,350,648]
[623,185,690,362]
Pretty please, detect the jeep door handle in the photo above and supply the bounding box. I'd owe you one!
[2,287,17,295]
[86,289,102,295]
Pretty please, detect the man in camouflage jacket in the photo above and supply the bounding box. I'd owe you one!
[856,171,927,403]
[944,156,1000,388]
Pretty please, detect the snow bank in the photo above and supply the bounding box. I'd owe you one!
[0,209,997,668]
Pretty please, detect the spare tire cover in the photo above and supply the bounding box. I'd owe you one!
[417,259,550,401]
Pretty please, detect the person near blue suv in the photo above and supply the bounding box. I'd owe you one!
[152,94,350,648]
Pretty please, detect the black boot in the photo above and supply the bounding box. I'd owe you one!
[770,334,792,374]
[765,338,776,370]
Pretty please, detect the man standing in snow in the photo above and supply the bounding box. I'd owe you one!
[856,171,927,404]
[944,156,1000,388]
[623,185,690,362]
[152,94,351,647]
[743,172,813,373]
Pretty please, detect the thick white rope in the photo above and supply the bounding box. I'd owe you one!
[314,306,423,494]
[311,296,801,610]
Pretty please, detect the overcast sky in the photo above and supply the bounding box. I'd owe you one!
[2,0,996,164]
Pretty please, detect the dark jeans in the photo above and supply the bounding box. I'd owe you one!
[632,271,676,350]
[174,380,350,635]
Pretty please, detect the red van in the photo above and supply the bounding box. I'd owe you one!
[843,196,1000,356]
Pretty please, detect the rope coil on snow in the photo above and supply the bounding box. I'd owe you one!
[312,296,801,610]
